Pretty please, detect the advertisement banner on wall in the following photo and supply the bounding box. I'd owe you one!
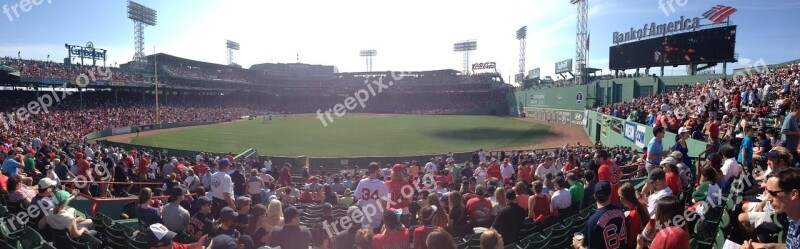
[623,121,647,148]
[522,107,585,126]
[111,127,130,136]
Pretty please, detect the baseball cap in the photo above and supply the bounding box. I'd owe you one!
[669,151,683,159]
[505,189,516,201]
[660,157,677,166]
[53,190,71,205]
[594,181,612,199]
[284,205,300,221]
[392,164,404,173]
[678,127,689,134]
[218,159,231,168]
[196,196,212,207]
[648,168,666,183]
[322,203,333,213]
[210,235,238,249]
[220,207,238,222]
[765,146,792,162]
[38,178,56,189]
[235,196,251,209]
[147,223,177,247]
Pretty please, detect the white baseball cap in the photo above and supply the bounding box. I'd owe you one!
[678,127,689,134]
[38,178,56,189]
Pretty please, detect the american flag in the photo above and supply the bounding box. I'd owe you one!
[702,5,737,24]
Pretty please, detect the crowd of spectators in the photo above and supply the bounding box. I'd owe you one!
[2,57,147,82]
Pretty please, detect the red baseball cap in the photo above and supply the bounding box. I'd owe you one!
[392,164,404,173]
[649,227,689,249]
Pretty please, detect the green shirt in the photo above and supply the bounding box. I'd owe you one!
[24,156,36,175]
[451,165,461,181]
[569,182,584,204]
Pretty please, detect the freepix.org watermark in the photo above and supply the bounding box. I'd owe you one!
[316,71,407,127]
[2,0,52,22]
[0,66,110,130]
[658,0,688,17]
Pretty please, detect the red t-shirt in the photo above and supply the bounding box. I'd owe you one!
[385,180,411,209]
[372,229,410,249]
[487,164,501,180]
[413,226,441,249]
[137,158,149,174]
[77,159,91,178]
[171,242,189,249]
[0,173,8,190]
[530,194,551,222]
[465,197,493,225]
[650,226,689,249]
[666,172,681,195]
[517,194,530,210]
[708,122,719,139]
[598,160,622,206]
[518,166,532,184]
[194,163,208,176]
[625,207,644,247]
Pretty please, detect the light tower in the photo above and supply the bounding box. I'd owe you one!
[226,40,240,66]
[453,40,477,75]
[359,50,377,72]
[516,26,527,83]
[571,0,588,85]
[127,1,157,64]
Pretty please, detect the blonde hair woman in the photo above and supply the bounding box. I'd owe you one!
[492,187,507,216]
[265,199,285,233]
[480,229,504,249]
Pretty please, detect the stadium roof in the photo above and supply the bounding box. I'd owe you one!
[146,53,245,70]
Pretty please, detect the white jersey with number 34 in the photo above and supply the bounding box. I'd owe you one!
[354,178,389,228]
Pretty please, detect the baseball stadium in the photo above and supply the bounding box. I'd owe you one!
[0,1,798,249]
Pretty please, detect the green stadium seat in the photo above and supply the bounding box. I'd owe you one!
[68,235,91,249]
[16,227,44,249]
[50,229,72,249]
[32,243,56,249]
[0,239,17,249]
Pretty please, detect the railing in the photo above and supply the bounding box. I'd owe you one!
[60,180,195,217]
[694,145,716,188]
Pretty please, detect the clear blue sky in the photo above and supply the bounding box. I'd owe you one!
[0,0,798,78]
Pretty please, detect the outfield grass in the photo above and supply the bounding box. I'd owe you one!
[129,114,550,157]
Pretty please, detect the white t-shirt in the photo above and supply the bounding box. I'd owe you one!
[550,189,572,211]
[263,160,273,172]
[500,163,515,180]
[195,154,204,163]
[720,158,740,184]
[354,178,389,229]
[647,188,674,218]
[535,164,560,180]
[424,162,437,175]
[478,151,487,163]
[210,171,233,200]
[474,167,488,184]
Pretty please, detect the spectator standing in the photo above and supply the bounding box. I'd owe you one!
[574,181,628,249]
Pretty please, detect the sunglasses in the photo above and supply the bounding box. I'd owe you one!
[766,189,788,197]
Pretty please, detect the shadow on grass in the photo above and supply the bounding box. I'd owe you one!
[427,127,555,143]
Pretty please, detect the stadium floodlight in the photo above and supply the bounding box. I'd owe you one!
[571,0,588,85]
[517,26,527,83]
[453,40,477,75]
[226,40,240,65]
[359,50,377,72]
[127,0,157,64]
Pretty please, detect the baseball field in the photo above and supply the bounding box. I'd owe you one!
[127,114,553,157]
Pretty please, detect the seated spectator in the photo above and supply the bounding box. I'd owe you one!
[213,207,241,238]
[619,182,647,249]
[233,197,252,231]
[528,181,552,223]
[339,189,354,206]
[336,207,364,249]
[480,229,503,249]
[162,186,191,235]
[491,190,525,245]
[574,181,627,249]
[639,196,689,249]
[643,168,673,218]
[426,229,457,249]
[467,185,494,228]
[514,182,530,211]
[447,190,469,237]
[491,187,506,217]
[661,157,682,195]
[7,176,34,206]
[47,190,101,248]
[186,196,213,243]
[567,173,585,205]
[354,228,374,249]
[692,167,721,217]
[414,206,443,249]
[147,223,207,249]
[372,210,410,249]
[270,205,311,249]
[137,187,163,229]
[550,177,572,213]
